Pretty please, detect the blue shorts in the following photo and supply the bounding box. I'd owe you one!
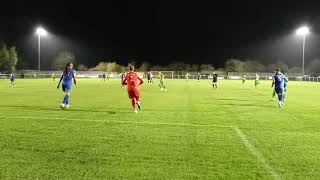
[275,88,284,95]
[62,83,72,92]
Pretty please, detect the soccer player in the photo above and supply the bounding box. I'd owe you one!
[159,72,167,91]
[197,72,201,81]
[242,74,246,85]
[185,73,190,80]
[57,62,77,109]
[120,72,126,87]
[9,73,15,87]
[147,71,153,83]
[102,73,106,82]
[255,73,260,88]
[212,72,218,90]
[271,71,276,99]
[52,72,56,81]
[273,69,288,108]
[122,65,144,113]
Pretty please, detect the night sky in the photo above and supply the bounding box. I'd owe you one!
[1,1,320,69]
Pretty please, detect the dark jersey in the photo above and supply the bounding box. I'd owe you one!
[212,74,218,82]
[147,72,151,80]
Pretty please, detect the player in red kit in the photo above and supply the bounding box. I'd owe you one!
[122,65,144,113]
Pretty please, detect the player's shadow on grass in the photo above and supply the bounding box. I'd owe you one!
[213,98,252,102]
[68,109,117,114]
[214,103,274,109]
[0,105,117,114]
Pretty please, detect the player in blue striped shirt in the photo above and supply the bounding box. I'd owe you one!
[57,63,77,109]
[273,69,288,108]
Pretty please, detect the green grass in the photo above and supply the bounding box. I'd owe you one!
[1,78,320,179]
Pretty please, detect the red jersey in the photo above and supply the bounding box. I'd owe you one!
[122,71,144,89]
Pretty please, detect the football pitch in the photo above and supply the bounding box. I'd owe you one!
[0,78,320,179]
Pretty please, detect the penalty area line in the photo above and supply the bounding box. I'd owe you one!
[0,115,232,128]
[234,126,281,180]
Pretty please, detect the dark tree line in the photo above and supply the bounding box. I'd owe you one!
[0,42,18,72]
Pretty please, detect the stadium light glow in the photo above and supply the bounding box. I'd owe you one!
[296,26,309,36]
[36,27,48,36]
[295,26,310,76]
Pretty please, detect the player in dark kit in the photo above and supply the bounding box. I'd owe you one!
[147,71,153,83]
[212,72,218,90]
[102,73,106,82]
[197,73,201,81]
[120,72,126,87]
[10,73,15,87]
[122,65,144,113]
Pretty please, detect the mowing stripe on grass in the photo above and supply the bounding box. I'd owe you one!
[0,115,232,128]
[234,126,281,180]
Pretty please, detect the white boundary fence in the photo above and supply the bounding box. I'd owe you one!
[1,71,320,82]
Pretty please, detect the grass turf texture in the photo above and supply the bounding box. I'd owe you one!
[0,78,320,179]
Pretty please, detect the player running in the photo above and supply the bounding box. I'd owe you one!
[242,74,246,85]
[273,69,288,108]
[122,65,144,113]
[10,73,15,87]
[255,73,260,88]
[212,72,218,90]
[185,73,190,80]
[147,71,153,83]
[57,62,77,109]
[159,72,167,91]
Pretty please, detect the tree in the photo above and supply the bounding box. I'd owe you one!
[266,62,288,73]
[139,62,150,72]
[306,59,320,74]
[0,44,10,71]
[188,64,199,72]
[52,51,76,70]
[288,66,301,73]
[8,47,18,72]
[166,62,187,71]
[115,64,126,73]
[225,59,246,72]
[244,60,265,72]
[91,61,125,73]
[0,44,19,72]
[200,64,215,72]
[105,62,117,72]
[151,65,166,71]
[77,64,88,71]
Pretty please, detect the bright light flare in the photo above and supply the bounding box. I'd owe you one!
[36,27,48,36]
[296,26,310,36]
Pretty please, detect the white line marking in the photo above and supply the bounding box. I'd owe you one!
[0,115,232,128]
[234,126,281,180]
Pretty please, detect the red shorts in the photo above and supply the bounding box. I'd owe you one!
[128,88,140,101]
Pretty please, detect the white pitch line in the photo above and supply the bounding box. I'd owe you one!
[0,115,232,128]
[234,127,281,180]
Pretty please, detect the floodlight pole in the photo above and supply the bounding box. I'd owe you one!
[302,35,306,76]
[38,34,41,72]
